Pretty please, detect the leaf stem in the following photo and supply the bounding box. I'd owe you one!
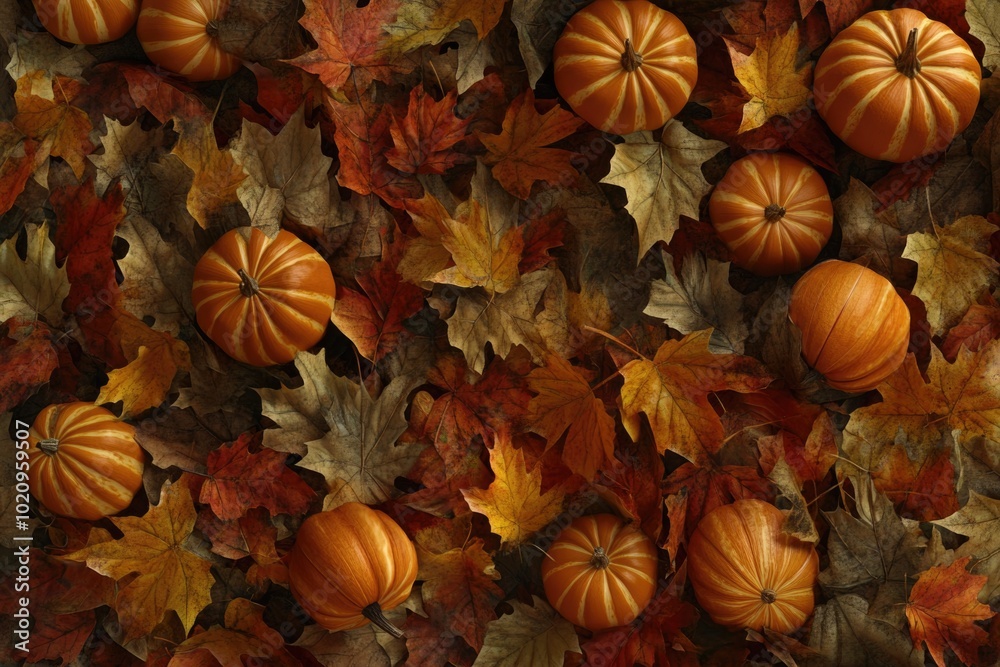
[582,326,645,361]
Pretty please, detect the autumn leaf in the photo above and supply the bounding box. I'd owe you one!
[0,223,69,326]
[197,507,285,586]
[385,0,504,51]
[835,178,910,283]
[934,492,1000,602]
[0,124,39,215]
[905,557,993,667]
[95,343,190,417]
[526,354,616,480]
[619,329,773,465]
[170,598,299,667]
[386,87,471,174]
[474,596,581,666]
[461,431,566,548]
[199,433,314,520]
[942,296,1000,360]
[600,122,727,261]
[433,199,525,294]
[810,594,924,667]
[729,22,812,133]
[171,119,248,229]
[13,72,94,179]
[478,88,584,199]
[65,480,214,641]
[902,215,1000,336]
[967,0,1000,71]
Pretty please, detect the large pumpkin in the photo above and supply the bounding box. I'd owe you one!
[26,402,144,521]
[31,0,139,44]
[287,503,418,637]
[191,228,336,366]
[687,499,819,633]
[709,152,833,276]
[136,0,241,81]
[541,514,658,630]
[553,0,698,135]
[814,8,980,163]
[788,259,910,392]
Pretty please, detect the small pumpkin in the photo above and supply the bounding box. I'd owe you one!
[541,514,658,630]
[788,259,910,392]
[26,402,144,521]
[287,502,418,637]
[686,499,819,633]
[709,152,833,276]
[31,0,139,44]
[814,8,981,163]
[191,228,336,366]
[553,0,698,135]
[136,0,241,81]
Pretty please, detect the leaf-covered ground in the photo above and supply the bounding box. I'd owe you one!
[2,0,1000,665]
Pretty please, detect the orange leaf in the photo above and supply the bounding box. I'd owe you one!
[0,124,39,215]
[387,87,471,174]
[13,73,95,179]
[170,598,299,667]
[479,88,584,199]
[906,557,994,667]
[170,120,247,229]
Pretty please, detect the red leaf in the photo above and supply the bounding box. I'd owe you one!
[119,64,211,126]
[0,125,38,215]
[387,87,471,175]
[942,296,1000,361]
[664,462,774,537]
[518,209,566,274]
[0,319,59,414]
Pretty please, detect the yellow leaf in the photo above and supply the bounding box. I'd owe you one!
[171,120,246,229]
[385,0,504,51]
[731,23,813,133]
[0,222,69,325]
[461,432,566,547]
[432,200,524,295]
[96,341,190,417]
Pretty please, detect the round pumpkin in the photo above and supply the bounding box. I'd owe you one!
[191,228,336,366]
[541,514,658,630]
[31,0,139,44]
[287,502,418,637]
[709,152,833,276]
[788,259,910,392]
[553,0,698,134]
[814,8,981,163]
[26,402,144,521]
[687,499,819,633]
[136,0,241,81]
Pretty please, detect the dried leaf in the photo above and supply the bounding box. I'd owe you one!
[967,0,1000,72]
[473,596,581,667]
[729,23,812,133]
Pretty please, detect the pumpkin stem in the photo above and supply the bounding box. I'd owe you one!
[760,589,777,604]
[763,204,786,222]
[237,268,260,298]
[206,19,219,38]
[38,438,60,455]
[896,28,921,78]
[621,38,644,72]
[590,546,611,569]
[362,602,405,639]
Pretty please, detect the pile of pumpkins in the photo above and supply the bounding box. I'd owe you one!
[22,0,983,642]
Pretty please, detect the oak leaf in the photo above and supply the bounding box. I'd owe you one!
[619,329,773,465]
[200,433,315,520]
[386,87,470,174]
[601,122,726,261]
[170,598,299,667]
[474,596,581,666]
[461,431,566,548]
[729,23,812,133]
[967,0,1000,72]
[65,480,214,641]
[0,222,69,326]
[905,557,993,667]
[902,216,1000,336]
[478,88,584,199]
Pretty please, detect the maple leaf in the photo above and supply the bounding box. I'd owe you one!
[65,480,214,641]
[385,0,504,51]
[200,433,315,520]
[729,23,813,133]
[810,594,924,666]
[942,296,1000,360]
[433,200,525,295]
[0,124,39,215]
[965,0,999,71]
[601,122,727,261]
[170,598,299,667]
[478,88,584,199]
[664,461,774,541]
[835,178,910,283]
[902,215,1000,336]
[0,222,69,326]
[12,72,94,179]
[510,0,591,87]
[197,507,286,586]
[171,119,248,229]
[526,354,616,480]
[387,87,470,175]
[475,596,581,666]
[619,329,773,465]
[934,492,1000,602]
[95,343,189,417]
[461,431,566,547]
[0,319,60,414]
[906,557,994,667]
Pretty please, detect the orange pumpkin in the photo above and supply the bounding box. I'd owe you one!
[709,152,833,276]
[287,503,418,637]
[31,0,139,44]
[541,514,658,630]
[136,0,241,81]
[814,8,981,163]
[553,0,698,134]
[788,260,911,392]
[26,402,144,521]
[191,228,336,366]
[687,499,819,633]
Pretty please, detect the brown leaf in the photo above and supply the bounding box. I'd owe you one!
[12,72,94,179]
[386,87,470,175]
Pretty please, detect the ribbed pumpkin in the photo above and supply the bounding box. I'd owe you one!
[541,514,658,630]
[26,402,144,521]
[788,260,911,393]
[709,152,833,276]
[553,0,698,134]
[687,499,819,633]
[136,0,240,81]
[287,503,418,637]
[191,228,336,366]
[814,8,981,163]
[31,0,139,44]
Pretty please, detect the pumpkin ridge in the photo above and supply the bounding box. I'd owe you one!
[693,530,761,596]
[50,455,121,518]
[808,266,865,368]
[59,454,136,506]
